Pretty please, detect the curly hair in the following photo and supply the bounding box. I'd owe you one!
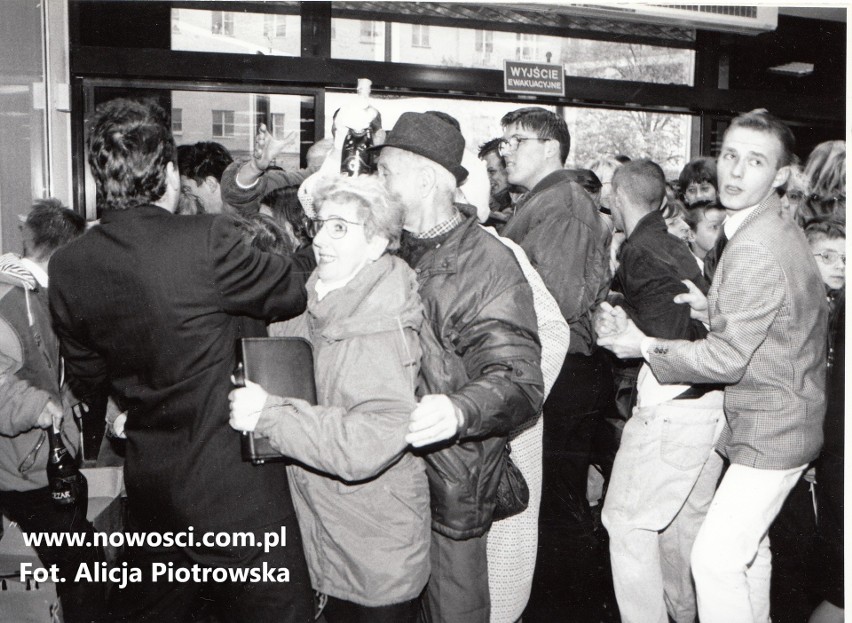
[87,98,177,211]
[313,175,405,253]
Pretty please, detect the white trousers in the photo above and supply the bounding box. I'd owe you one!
[691,459,807,623]
[602,393,724,623]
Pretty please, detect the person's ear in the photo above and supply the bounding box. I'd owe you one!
[420,165,436,198]
[544,138,560,161]
[205,176,220,194]
[366,235,389,260]
[772,165,790,190]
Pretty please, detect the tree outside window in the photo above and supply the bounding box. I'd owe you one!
[212,110,235,138]
[412,24,430,48]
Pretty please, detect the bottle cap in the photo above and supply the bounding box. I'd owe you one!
[357,78,372,98]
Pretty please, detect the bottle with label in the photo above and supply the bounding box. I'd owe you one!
[340,78,377,176]
[47,416,85,509]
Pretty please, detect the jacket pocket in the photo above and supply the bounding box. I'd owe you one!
[660,412,720,471]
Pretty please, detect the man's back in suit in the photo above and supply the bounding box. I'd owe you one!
[49,98,315,622]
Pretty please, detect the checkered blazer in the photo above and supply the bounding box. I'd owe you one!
[648,193,827,469]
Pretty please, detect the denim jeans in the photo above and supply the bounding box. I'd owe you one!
[602,392,724,623]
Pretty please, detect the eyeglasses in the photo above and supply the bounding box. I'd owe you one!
[813,250,846,266]
[783,190,805,202]
[498,135,550,155]
[308,216,364,239]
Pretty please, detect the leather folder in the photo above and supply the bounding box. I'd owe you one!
[234,337,317,465]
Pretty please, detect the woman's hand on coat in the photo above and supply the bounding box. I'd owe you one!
[228,379,269,433]
[405,394,463,448]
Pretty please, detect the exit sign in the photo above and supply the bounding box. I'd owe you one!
[504,61,565,97]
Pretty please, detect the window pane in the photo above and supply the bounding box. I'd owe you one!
[271,113,286,139]
[172,109,183,134]
[172,7,300,56]
[335,19,385,61]
[325,92,692,180]
[331,19,694,85]
[564,108,693,179]
[82,88,314,216]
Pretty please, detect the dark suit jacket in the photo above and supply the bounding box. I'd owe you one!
[49,205,316,542]
[647,194,827,470]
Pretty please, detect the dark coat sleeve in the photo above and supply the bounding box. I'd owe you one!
[449,281,544,440]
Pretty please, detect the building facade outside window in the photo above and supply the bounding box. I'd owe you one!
[271,113,286,139]
[263,15,286,38]
[475,30,493,54]
[412,24,430,48]
[360,20,380,42]
[516,33,537,61]
[212,110,235,137]
[211,11,235,36]
[172,109,183,135]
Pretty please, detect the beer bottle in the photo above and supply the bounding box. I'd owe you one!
[340,79,377,176]
[46,415,84,508]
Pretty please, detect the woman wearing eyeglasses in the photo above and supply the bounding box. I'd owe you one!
[796,140,846,227]
[229,175,429,623]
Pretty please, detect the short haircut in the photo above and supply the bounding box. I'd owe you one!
[478,138,503,160]
[683,200,723,231]
[179,141,233,184]
[24,198,86,259]
[804,217,845,244]
[678,157,717,193]
[612,159,667,212]
[563,169,602,195]
[313,175,405,253]
[87,98,177,211]
[725,109,795,168]
[501,107,571,164]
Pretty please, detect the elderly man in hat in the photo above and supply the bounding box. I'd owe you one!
[372,112,544,623]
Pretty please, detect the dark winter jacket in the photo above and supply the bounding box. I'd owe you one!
[400,215,544,539]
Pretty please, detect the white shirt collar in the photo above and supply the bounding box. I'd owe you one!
[20,258,48,288]
[723,205,759,239]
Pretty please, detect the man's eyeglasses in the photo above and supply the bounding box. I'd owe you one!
[309,216,365,239]
[813,250,846,266]
[498,135,550,155]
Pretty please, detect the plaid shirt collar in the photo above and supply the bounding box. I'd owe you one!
[411,209,464,240]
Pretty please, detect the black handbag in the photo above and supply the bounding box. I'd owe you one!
[492,442,529,521]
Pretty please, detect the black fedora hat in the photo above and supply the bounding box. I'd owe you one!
[370,112,468,184]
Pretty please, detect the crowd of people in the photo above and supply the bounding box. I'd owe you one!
[0,94,844,623]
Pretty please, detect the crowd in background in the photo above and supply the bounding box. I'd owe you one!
[0,94,844,623]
